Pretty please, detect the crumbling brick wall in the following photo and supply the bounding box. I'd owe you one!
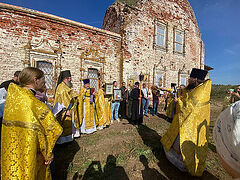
[103,0,205,87]
[0,3,121,93]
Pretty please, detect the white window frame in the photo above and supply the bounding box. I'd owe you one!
[36,61,53,90]
[155,22,167,49]
[174,29,185,54]
[155,72,164,88]
[88,68,99,91]
[179,74,188,86]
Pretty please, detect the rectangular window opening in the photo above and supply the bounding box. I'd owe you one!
[174,29,184,54]
[156,23,167,49]
[37,61,53,90]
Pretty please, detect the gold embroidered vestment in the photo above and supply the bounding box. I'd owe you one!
[1,84,62,179]
[161,80,212,176]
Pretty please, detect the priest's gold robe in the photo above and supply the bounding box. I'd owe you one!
[166,89,174,118]
[78,88,95,130]
[54,82,79,138]
[104,96,112,126]
[161,80,212,176]
[95,89,107,127]
[1,84,62,180]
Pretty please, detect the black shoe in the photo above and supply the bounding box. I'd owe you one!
[144,114,148,117]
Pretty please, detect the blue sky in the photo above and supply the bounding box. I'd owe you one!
[1,0,239,85]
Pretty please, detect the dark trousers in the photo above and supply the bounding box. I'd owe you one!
[152,99,159,115]
[131,100,143,124]
[119,100,127,119]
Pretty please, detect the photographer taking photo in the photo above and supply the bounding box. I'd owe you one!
[229,85,240,103]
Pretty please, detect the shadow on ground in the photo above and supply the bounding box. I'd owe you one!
[140,154,167,180]
[137,124,218,180]
[72,155,129,180]
[53,140,80,180]
[156,113,168,121]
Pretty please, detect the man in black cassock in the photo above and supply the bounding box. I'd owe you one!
[130,82,143,125]
[0,71,21,91]
[119,82,128,119]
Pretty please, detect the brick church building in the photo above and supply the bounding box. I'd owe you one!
[0,0,210,98]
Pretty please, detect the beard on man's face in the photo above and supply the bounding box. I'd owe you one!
[186,80,198,90]
[65,81,73,88]
[187,83,195,90]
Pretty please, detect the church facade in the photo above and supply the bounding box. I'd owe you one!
[0,0,207,99]
[103,0,206,87]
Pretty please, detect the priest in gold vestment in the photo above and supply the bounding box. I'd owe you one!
[54,70,80,144]
[161,68,211,176]
[162,83,177,122]
[1,67,62,180]
[105,96,112,126]
[103,84,112,127]
[78,79,97,134]
[95,86,107,129]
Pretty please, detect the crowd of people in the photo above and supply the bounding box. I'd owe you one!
[0,67,239,179]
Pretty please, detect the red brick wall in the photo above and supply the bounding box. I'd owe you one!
[0,3,121,93]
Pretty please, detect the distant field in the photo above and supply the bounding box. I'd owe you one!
[211,84,235,100]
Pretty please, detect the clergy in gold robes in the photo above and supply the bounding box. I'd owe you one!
[161,68,211,176]
[102,84,112,127]
[1,67,62,180]
[95,86,107,130]
[104,96,112,127]
[163,83,177,122]
[78,79,97,134]
[54,70,80,144]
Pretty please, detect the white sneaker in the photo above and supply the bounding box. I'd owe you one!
[117,119,121,122]
[74,130,81,138]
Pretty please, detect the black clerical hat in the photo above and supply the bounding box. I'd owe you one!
[83,79,90,85]
[190,68,208,80]
[135,82,140,86]
[171,83,176,87]
[57,70,71,87]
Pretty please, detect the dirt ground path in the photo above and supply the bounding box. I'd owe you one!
[54,100,232,180]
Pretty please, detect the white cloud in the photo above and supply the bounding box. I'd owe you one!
[224,43,240,55]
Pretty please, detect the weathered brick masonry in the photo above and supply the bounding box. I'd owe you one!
[0,3,121,97]
[103,0,205,87]
[0,0,206,96]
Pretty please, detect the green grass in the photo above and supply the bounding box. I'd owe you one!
[135,148,151,157]
[105,131,120,138]
[211,84,235,100]
[116,154,126,165]
[83,134,101,145]
[67,162,73,173]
